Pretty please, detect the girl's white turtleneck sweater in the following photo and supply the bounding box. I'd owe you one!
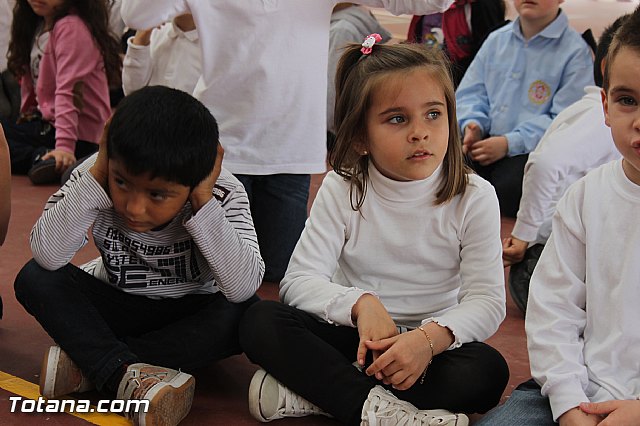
[281,164,506,348]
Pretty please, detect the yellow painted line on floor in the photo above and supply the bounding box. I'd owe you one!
[0,370,131,425]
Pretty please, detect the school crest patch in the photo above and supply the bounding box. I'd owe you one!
[528,80,551,105]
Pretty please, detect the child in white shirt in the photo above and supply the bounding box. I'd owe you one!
[240,40,507,426]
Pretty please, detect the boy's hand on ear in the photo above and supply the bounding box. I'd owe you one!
[89,119,111,190]
[190,143,224,213]
[42,149,76,174]
[462,123,482,154]
[470,136,508,166]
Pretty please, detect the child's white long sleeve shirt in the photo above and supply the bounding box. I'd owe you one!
[122,21,201,96]
[527,160,640,420]
[281,165,505,348]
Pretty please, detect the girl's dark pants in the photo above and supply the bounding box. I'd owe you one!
[240,300,509,426]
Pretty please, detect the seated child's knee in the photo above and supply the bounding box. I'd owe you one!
[240,300,282,332]
[14,259,58,302]
[239,300,296,351]
[474,343,509,380]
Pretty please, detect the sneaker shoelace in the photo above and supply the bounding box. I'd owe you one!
[120,368,170,418]
[365,395,458,426]
[281,387,324,416]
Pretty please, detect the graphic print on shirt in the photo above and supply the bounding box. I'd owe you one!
[99,226,203,290]
[30,32,50,85]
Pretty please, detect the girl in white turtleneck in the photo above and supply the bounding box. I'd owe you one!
[240,41,507,426]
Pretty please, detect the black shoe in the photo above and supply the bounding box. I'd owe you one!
[508,244,545,314]
[28,150,59,185]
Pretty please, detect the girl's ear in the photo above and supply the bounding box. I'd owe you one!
[352,137,368,156]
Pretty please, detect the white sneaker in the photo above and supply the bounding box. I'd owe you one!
[248,369,330,422]
[361,386,469,426]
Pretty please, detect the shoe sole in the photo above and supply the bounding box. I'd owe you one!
[454,414,470,425]
[248,369,270,422]
[138,372,195,426]
[39,346,60,399]
[28,158,59,185]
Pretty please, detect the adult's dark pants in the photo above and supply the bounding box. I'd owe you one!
[240,300,509,426]
[235,174,310,283]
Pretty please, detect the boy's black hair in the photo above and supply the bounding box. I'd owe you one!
[594,14,630,87]
[107,86,218,189]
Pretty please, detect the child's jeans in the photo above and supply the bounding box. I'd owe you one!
[474,379,556,425]
[240,300,509,426]
[15,259,258,393]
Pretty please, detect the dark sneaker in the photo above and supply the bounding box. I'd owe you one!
[28,149,58,185]
[117,363,195,426]
[40,345,94,399]
[508,244,545,314]
[248,369,329,422]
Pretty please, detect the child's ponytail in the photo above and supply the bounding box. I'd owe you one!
[330,44,373,211]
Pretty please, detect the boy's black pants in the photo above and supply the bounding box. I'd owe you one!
[15,259,257,393]
[240,300,509,426]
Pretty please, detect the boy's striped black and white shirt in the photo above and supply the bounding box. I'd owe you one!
[30,154,264,301]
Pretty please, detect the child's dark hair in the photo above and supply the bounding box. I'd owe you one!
[107,86,219,189]
[594,14,630,87]
[330,42,469,211]
[7,0,122,86]
[603,5,640,93]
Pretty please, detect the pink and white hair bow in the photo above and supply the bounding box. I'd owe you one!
[361,33,382,55]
